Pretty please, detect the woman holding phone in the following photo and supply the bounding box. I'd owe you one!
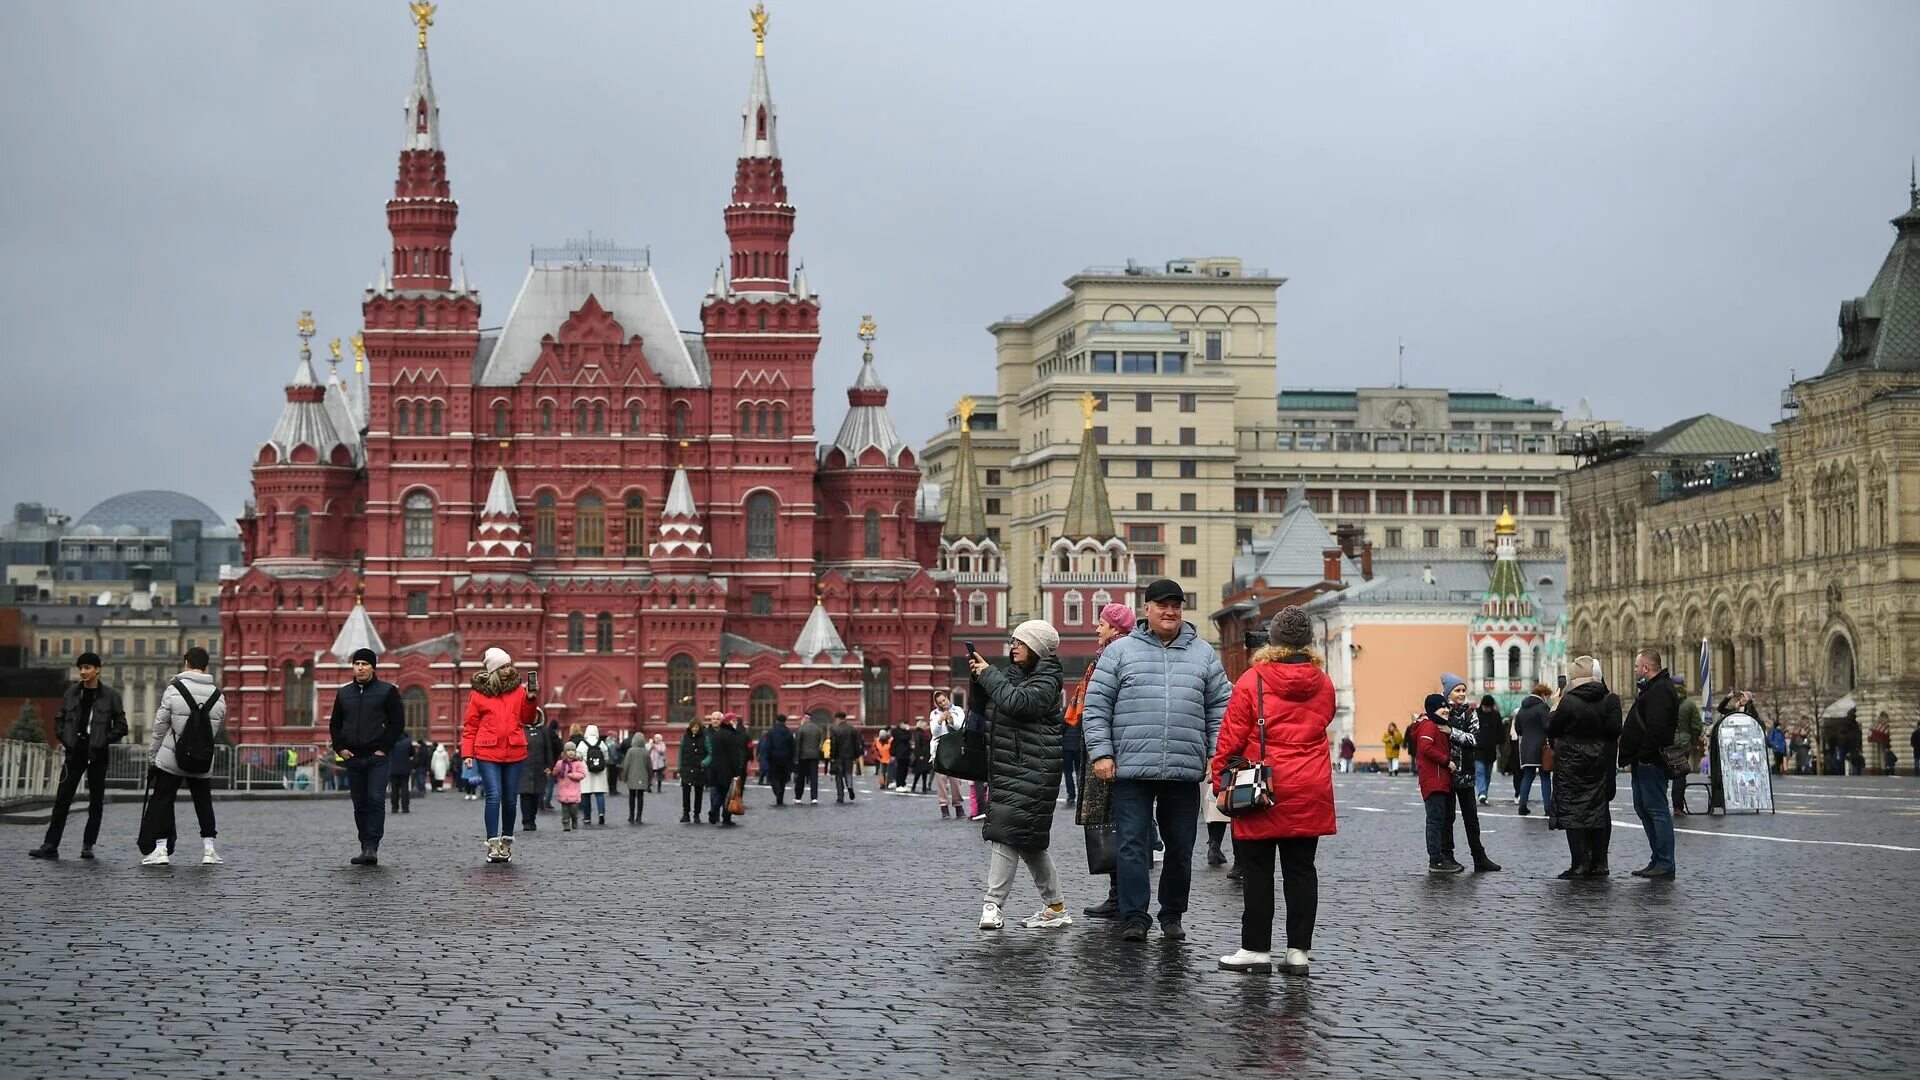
[460,647,537,864]
[967,621,1069,930]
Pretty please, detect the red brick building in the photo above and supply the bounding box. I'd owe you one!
[221,21,949,745]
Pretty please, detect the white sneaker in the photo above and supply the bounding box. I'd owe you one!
[201,846,223,865]
[979,902,1004,930]
[140,847,170,866]
[1153,848,1166,864]
[1283,948,1311,975]
[1219,948,1273,973]
[810,797,819,805]
[969,813,986,821]
[1021,907,1072,929]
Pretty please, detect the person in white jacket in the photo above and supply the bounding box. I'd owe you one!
[929,690,967,819]
[138,648,227,867]
[576,724,611,825]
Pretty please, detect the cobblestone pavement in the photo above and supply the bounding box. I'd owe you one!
[1,771,1914,1078]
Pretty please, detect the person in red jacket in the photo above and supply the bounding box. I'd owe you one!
[461,647,537,864]
[1212,607,1336,976]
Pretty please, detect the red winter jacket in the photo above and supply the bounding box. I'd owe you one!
[1409,716,1454,799]
[460,668,535,763]
[1209,650,1337,841]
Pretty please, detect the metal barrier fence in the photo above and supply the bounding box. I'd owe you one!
[0,741,335,804]
[0,740,60,803]
[231,743,329,791]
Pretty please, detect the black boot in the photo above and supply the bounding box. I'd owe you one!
[1206,841,1226,867]
[1472,850,1502,873]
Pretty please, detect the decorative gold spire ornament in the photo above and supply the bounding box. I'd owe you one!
[297,311,316,359]
[956,396,976,434]
[750,2,769,57]
[350,334,366,374]
[328,338,342,362]
[1496,504,1517,535]
[1079,389,1098,429]
[411,1,437,49]
[858,314,877,359]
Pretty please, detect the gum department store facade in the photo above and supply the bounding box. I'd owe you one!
[1565,180,1920,743]
[221,14,956,744]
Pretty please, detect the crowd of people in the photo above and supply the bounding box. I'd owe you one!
[23,573,1916,977]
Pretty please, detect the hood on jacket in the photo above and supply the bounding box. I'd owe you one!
[583,724,601,746]
[1249,644,1324,669]
[1244,648,1332,704]
[1566,680,1611,704]
[1423,693,1448,723]
[470,666,522,697]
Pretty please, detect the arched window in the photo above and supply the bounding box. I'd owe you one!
[595,612,614,654]
[740,406,753,435]
[492,402,509,436]
[758,310,767,331]
[414,403,428,434]
[429,401,442,435]
[575,401,589,433]
[591,401,605,434]
[396,402,411,435]
[1508,645,1522,680]
[624,494,648,557]
[402,491,434,557]
[1064,590,1083,626]
[749,685,778,730]
[746,492,777,558]
[567,611,585,653]
[672,403,690,438]
[1482,646,1496,681]
[576,493,605,556]
[540,401,554,433]
[1092,589,1112,610]
[282,661,314,727]
[626,401,642,433]
[293,507,310,557]
[757,407,769,435]
[863,510,881,558]
[772,404,786,435]
[865,660,892,729]
[969,591,988,625]
[534,492,556,558]
[667,653,697,724]
[401,686,430,738]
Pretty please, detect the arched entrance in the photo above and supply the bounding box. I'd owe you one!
[1826,634,1856,696]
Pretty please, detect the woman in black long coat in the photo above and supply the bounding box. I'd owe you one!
[965,620,1067,930]
[1546,655,1622,879]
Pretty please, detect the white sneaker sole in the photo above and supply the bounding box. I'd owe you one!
[1219,959,1273,974]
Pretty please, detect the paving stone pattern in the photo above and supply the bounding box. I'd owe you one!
[1,772,1914,1078]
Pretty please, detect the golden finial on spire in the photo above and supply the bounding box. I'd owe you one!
[1495,504,1517,535]
[1078,389,1099,430]
[297,311,316,359]
[349,334,366,374]
[410,2,437,49]
[956,396,976,434]
[750,2,769,57]
[858,314,877,360]
[328,338,342,364]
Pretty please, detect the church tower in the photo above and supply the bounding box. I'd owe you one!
[939,396,1009,635]
[1042,391,1136,670]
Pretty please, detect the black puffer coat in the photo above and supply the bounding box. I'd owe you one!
[976,654,1065,851]
[1546,681,1622,830]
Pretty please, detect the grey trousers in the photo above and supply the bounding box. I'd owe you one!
[984,841,1063,908]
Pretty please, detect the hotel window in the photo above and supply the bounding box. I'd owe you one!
[1414,490,1443,515]
[1180,526,1197,545]
[1135,493,1153,511]
[1339,491,1369,515]
[1533,529,1553,549]
[1161,353,1186,374]
[1121,351,1156,374]
[1092,351,1117,373]
[1306,489,1332,514]
[1126,524,1162,543]
[1524,492,1556,516]
[985,498,1002,514]
[1235,527,1253,546]
[1179,428,1196,446]
[1449,492,1481,516]
[1135,460,1153,479]
[1377,491,1406,514]
[1179,460,1196,479]
[1135,426,1152,445]
[1179,393,1197,413]
[1422,529,1440,548]
[1180,559,1197,577]
[1384,527,1403,549]
[1135,393,1153,412]
[1136,556,1163,576]
[1092,427,1108,445]
[1460,528,1479,548]
[1204,331,1222,361]
[1180,493,1197,512]
[984,469,1001,486]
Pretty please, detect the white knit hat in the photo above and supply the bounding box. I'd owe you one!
[1010,619,1060,660]
[483,647,511,673]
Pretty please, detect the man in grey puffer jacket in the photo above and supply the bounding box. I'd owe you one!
[1081,579,1231,943]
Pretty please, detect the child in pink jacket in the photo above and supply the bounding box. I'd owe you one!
[551,747,587,831]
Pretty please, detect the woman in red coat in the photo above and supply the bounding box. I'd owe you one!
[461,646,536,864]
[1211,606,1335,976]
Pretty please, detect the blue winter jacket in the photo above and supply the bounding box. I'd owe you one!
[1081,620,1231,782]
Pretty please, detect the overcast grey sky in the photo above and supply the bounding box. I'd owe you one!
[2,1,1915,523]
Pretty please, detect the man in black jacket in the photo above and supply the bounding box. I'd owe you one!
[1620,649,1678,878]
[388,730,415,814]
[829,712,862,803]
[328,648,406,865]
[704,712,748,826]
[30,652,128,860]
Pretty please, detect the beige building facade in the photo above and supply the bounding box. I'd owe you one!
[1563,183,1920,751]
[920,257,1620,636]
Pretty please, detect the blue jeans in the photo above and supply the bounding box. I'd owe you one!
[1629,763,1675,871]
[1518,766,1553,813]
[477,759,527,838]
[1112,778,1199,929]
[708,780,735,821]
[344,754,391,849]
[1474,760,1492,798]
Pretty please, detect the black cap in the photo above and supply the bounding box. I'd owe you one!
[76,651,102,668]
[1142,578,1185,605]
[350,648,379,666]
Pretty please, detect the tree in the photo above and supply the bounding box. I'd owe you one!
[7,701,45,744]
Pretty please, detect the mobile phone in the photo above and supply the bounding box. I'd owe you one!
[526,670,540,693]
[965,641,978,658]
[1556,674,1567,689]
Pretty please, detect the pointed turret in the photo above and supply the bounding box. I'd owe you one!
[1824,171,1920,375]
[793,601,848,663]
[825,317,911,467]
[725,3,796,293]
[1060,391,1116,541]
[941,397,988,541]
[263,313,356,467]
[1471,504,1541,708]
[388,5,458,292]
[329,600,388,663]
[650,466,712,564]
[467,467,530,565]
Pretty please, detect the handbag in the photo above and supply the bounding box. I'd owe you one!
[934,725,990,781]
[726,777,746,816]
[461,761,482,787]
[1221,674,1275,817]
[1539,742,1555,774]
[1660,743,1692,778]
[1084,824,1116,875]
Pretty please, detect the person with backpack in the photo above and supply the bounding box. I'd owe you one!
[137,647,226,867]
[30,650,128,861]
[575,724,612,826]
[328,647,407,866]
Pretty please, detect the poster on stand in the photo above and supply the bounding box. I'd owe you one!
[1712,713,1774,813]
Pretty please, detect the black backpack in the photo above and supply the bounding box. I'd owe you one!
[169,679,222,775]
[586,741,606,774]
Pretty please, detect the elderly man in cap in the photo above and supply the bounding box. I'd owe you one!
[1082,578,1231,943]
[328,647,406,865]
[30,650,128,860]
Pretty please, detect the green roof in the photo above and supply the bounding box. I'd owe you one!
[940,429,988,541]
[1275,391,1358,411]
[1446,391,1556,413]
[1639,414,1775,457]
[1822,183,1920,376]
[1061,424,1116,541]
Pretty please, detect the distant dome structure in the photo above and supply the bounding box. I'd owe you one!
[75,490,229,535]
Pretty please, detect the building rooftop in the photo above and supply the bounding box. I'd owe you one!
[1275,389,1560,414]
[1638,414,1776,458]
[75,491,229,535]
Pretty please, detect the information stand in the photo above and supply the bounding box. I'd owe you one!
[1706,712,1774,814]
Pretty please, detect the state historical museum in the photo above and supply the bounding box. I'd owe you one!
[220,14,950,743]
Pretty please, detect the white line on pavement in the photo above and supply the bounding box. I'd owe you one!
[1350,806,1388,813]
[1609,817,1920,854]
[1764,790,1920,804]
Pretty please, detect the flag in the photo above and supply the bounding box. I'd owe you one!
[1698,637,1712,710]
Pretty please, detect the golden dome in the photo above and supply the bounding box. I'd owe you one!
[1495,505,1517,535]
